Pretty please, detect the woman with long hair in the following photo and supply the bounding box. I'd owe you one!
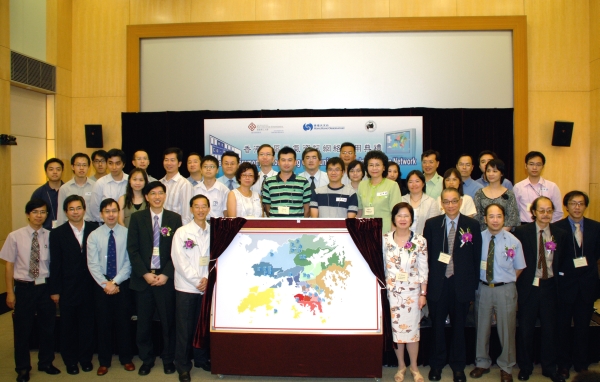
[118,168,149,227]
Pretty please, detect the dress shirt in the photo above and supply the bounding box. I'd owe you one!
[193,180,230,218]
[69,222,85,247]
[425,173,443,199]
[401,193,441,235]
[0,225,50,281]
[217,175,240,190]
[31,182,63,230]
[187,176,202,187]
[87,223,131,286]
[513,177,563,223]
[150,209,164,231]
[160,172,193,225]
[89,173,129,222]
[147,174,157,182]
[251,169,277,195]
[462,177,484,199]
[480,229,526,283]
[89,175,98,182]
[56,177,96,224]
[298,170,329,189]
[445,215,460,237]
[171,220,210,294]
[535,223,554,278]
[567,216,584,234]
[476,176,514,190]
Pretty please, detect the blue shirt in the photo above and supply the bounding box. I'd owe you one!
[217,175,240,190]
[462,177,484,199]
[476,176,513,190]
[445,215,460,237]
[31,182,63,230]
[87,223,132,287]
[187,176,199,187]
[480,229,526,283]
[567,216,584,233]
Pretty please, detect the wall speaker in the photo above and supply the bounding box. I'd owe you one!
[551,121,574,147]
[85,124,103,148]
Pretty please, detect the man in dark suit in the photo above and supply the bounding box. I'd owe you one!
[424,188,482,382]
[127,181,183,376]
[49,195,99,375]
[555,191,600,377]
[514,196,568,382]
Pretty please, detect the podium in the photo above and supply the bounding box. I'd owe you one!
[209,219,383,378]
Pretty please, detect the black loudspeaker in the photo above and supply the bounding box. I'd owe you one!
[551,121,574,147]
[85,124,103,148]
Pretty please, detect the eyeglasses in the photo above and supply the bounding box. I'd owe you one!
[536,209,554,215]
[148,191,166,197]
[441,199,460,206]
[93,160,106,164]
[327,168,343,173]
[30,210,48,215]
[202,165,216,170]
[568,201,585,207]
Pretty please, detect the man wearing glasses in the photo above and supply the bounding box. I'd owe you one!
[251,144,277,195]
[310,157,357,218]
[56,153,95,225]
[554,191,600,378]
[193,155,230,218]
[89,149,129,223]
[513,197,568,382]
[89,150,108,182]
[456,154,483,199]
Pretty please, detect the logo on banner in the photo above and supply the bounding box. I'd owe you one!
[303,123,313,131]
[248,123,256,131]
[365,120,377,132]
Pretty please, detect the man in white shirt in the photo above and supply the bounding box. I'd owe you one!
[171,194,212,381]
[89,150,108,182]
[89,149,129,223]
[57,153,96,224]
[131,150,156,181]
[160,147,193,225]
[186,152,202,186]
[193,155,229,218]
[251,144,277,195]
[217,151,240,191]
[299,147,329,192]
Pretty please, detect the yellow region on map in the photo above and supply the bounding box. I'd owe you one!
[238,286,276,313]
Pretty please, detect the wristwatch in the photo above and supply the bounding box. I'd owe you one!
[420,291,427,296]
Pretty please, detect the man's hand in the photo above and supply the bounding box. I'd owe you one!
[152,274,169,286]
[143,273,158,285]
[51,294,60,304]
[197,278,208,292]
[6,292,15,309]
[102,281,119,295]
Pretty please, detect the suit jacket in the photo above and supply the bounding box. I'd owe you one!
[514,222,568,305]
[48,221,99,306]
[554,217,600,303]
[127,208,182,291]
[424,213,482,303]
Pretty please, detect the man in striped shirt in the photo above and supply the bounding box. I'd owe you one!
[262,146,310,218]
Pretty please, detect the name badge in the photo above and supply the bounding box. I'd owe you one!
[574,257,588,268]
[532,277,540,287]
[480,261,487,270]
[52,220,59,229]
[526,203,532,213]
[35,277,46,285]
[199,257,210,266]
[364,207,375,216]
[278,206,290,215]
[376,191,388,197]
[336,197,347,202]
[396,272,408,282]
[438,252,451,264]
[152,247,160,256]
[85,192,92,196]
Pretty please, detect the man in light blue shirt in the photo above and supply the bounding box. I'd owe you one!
[456,154,483,199]
[217,151,240,190]
[470,203,525,382]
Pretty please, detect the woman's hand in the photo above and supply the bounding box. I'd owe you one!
[418,295,427,309]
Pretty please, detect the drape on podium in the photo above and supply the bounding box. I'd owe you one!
[193,217,247,349]
[345,218,393,351]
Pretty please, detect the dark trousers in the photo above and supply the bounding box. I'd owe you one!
[517,278,558,375]
[175,291,209,373]
[13,281,56,372]
[135,284,176,365]
[557,290,595,371]
[59,300,95,367]
[94,280,133,367]
[428,276,470,372]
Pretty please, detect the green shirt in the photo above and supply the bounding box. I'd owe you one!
[357,178,402,234]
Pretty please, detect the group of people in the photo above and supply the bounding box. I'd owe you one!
[1,142,597,382]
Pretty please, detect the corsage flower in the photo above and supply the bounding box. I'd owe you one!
[459,228,473,247]
[183,238,197,249]
[505,245,516,260]
[160,227,172,237]
[544,236,557,252]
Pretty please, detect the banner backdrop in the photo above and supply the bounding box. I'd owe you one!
[204,116,423,176]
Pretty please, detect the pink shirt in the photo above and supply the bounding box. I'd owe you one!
[513,177,563,223]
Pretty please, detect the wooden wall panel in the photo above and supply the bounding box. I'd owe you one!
[590,183,600,221]
[0,46,9,80]
[129,0,192,25]
[57,67,72,96]
[0,0,9,48]
[390,0,456,17]
[72,97,127,151]
[525,0,589,92]
[72,0,129,98]
[0,79,10,241]
[190,0,256,22]
[321,0,389,19]
[46,0,58,65]
[55,94,72,166]
[457,0,524,16]
[528,91,590,194]
[57,0,73,71]
[591,89,599,184]
[591,0,600,62]
[256,0,322,20]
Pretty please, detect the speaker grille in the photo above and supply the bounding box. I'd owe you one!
[10,51,56,93]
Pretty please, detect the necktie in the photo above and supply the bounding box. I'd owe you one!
[486,235,495,283]
[106,230,117,279]
[152,215,161,269]
[29,232,40,279]
[445,221,456,278]
[310,176,316,192]
[574,223,582,247]
[227,179,233,190]
[538,230,548,280]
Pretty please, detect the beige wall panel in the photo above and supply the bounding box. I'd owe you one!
[72,97,126,152]
[390,0,456,17]
[130,0,191,25]
[0,80,9,134]
[457,0,523,16]
[46,0,58,65]
[592,59,600,91]
[11,136,48,185]
[47,139,56,159]
[591,0,599,62]
[590,183,600,221]
[57,67,72,96]
[12,185,41,231]
[47,95,55,140]
[0,0,8,48]
[591,89,600,183]
[321,0,389,19]
[55,94,72,166]
[57,0,72,71]
[0,257,6,294]
[0,46,8,81]
[0,145,11,239]
[525,0,589,92]
[256,0,321,20]
[10,86,47,138]
[72,0,129,98]
[528,91,590,194]
[190,0,255,22]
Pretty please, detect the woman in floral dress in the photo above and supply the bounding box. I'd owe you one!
[384,202,429,382]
